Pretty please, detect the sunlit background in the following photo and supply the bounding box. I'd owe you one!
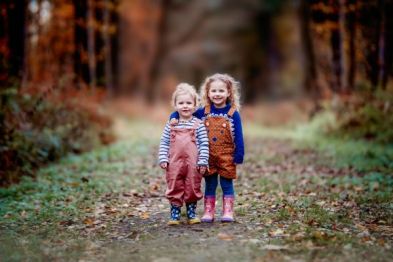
[4,0,392,103]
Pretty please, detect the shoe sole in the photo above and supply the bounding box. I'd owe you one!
[187,218,201,225]
[221,218,234,222]
[167,220,181,225]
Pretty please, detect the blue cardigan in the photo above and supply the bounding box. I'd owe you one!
[170,103,244,164]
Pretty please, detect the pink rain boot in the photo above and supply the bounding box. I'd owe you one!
[221,196,235,222]
[201,196,215,222]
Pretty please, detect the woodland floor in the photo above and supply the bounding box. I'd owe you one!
[1,115,392,262]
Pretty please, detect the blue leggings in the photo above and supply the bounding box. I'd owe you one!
[204,173,234,197]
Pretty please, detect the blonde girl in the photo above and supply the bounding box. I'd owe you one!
[159,83,209,225]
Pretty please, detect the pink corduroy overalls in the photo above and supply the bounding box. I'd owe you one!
[165,120,203,207]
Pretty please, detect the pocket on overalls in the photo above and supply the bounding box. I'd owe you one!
[166,162,180,180]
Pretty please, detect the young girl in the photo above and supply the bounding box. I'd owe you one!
[170,73,244,222]
[159,83,209,225]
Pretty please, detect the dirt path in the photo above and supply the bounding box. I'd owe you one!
[60,134,392,262]
[1,119,392,261]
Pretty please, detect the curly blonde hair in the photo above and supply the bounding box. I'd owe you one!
[200,73,241,111]
[171,83,199,108]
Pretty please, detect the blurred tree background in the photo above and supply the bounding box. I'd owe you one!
[1,0,393,185]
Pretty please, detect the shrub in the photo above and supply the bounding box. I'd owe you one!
[325,90,393,144]
[0,87,115,186]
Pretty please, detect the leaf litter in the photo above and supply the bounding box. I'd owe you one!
[2,128,393,261]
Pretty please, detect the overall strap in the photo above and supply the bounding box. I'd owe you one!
[227,106,236,117]
[204,105,211,115]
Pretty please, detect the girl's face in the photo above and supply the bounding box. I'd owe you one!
[174,93,196,120]
[208,80,230,108]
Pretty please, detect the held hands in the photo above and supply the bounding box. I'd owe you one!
[159,162,168,170]
[169,118,179,126]
[160,162,207,174]
[197,165,207,175]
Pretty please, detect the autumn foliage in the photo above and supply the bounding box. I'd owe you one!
[0,86,114,186]
[1,0,392,185]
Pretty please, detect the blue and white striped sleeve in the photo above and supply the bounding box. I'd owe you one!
[196,123,209,166]
[158,122,171,164]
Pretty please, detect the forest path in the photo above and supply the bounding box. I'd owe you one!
[66,117,392,261]
[1,117,392,261]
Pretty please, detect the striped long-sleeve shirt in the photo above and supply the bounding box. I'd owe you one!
[158,117,209,166]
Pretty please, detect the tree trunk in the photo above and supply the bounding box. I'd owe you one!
[382,0,393,89]
[21,0,31,89]
[73,0,89,86]
[367,2,381,89]
[300,0,320,99]
[111,0,119,92]
[103,0,114,94]
[95,1,104,88]
[0,2,9,86]
[347,0,357,92]
[330,0,346,94]
[87,0,96,90]
[377,0,386,89]
[0,0,27,87]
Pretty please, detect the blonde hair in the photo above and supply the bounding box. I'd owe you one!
[200,73,241,111]
[171,83,199,107]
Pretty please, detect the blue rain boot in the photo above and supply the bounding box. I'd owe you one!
[168,204,181,225]
[186,202,201,224]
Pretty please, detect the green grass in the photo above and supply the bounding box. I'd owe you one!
[245,111,393,174]
[0,119,162,236]
[303,204,338,225]
[1,116,392,261]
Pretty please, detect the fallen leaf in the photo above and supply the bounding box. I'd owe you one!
[378,238,385,246]
[83,217,95,226]
[269,229,285,237]
[139,212,150,219]
[217,232,234,241]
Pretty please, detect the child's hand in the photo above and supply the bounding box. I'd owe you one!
[160,162,168,169]
[169,118,178,126]
[198,165,207,175]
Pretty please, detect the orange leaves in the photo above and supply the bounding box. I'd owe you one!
[139,212,150,219]
[83,217,95,226]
